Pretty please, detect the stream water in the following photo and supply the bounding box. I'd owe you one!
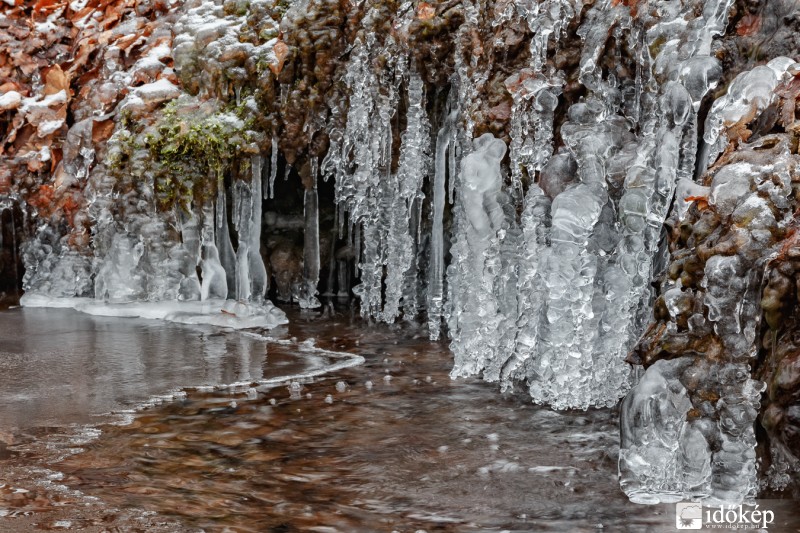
[0,307,794,532]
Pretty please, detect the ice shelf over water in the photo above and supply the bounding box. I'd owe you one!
[20,294,287,330]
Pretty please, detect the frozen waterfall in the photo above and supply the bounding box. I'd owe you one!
[5,0,799,508]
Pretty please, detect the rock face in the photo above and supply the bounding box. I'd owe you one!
[1,0,799,503]
[621,64,800,503]
[0,201,24,305]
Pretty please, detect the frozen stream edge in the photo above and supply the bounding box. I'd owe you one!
[19,293,288,330]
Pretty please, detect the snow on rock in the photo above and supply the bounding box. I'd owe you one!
[0,91,22,111]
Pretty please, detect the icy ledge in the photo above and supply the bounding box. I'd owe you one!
[20,293,288,330]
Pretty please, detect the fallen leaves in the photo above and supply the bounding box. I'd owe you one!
[0,0,179,247]
[91,118,115,144]
[33,0,66,13]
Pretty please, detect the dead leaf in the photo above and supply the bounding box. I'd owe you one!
[417,2,435,20]
[50,147,63,173]
[33,0,66,13]
[736,13,761,37]
[685,195,709,211]
[611,0,639,17]
[270,41,289,76]
[91,118,115,144]
[0,82,22,94]
[44,64,70,96]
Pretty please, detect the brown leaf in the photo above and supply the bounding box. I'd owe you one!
[270,41,289,76]
[417,2,435,20]
[33,0,66,13]
[50,147,63,173]
[776,74,800,128]
[0,82,23,94]
[488,101,511,122]
[115,33,140,52]
[68,37,99,75]
[685,195,709,211]
[91,118,115,144]
[44,64,70,96]
[0,168,11,195]
[611,0,639,17]
[736,14,761,37]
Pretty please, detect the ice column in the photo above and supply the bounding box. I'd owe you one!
[448,133,508,378]
[232,156,268,303]
[200,201,228,300]
[429,91,459,339]
[298,161,321,309]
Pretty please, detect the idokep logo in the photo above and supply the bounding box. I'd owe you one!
[676,502,703,529]
[674,502,777,530]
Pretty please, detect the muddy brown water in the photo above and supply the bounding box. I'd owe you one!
[0,306,785,532]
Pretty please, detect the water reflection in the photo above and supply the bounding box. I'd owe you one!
[0,308,347,429]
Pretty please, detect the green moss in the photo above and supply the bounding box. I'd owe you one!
[273,0,292,17]
[107,98,259,213]
[648,35,666,60]
[223,0,251,16]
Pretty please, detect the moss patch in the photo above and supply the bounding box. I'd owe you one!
[107,97,261,212]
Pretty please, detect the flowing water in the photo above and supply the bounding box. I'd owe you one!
[0,308,794,532]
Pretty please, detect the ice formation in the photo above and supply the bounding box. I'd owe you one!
[621,60,800,504]
[441,0,737,410]
[4,0,800,506]
[13,0,285,328]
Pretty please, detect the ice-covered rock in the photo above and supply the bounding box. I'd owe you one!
[624,69,800,504]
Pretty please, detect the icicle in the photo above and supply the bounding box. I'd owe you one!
[232,179,243,233]
[324,209,338,297]
[330,38,412,321]
[177,211,202,301]
[448,133,508,377]
[216,184,237,299]
[268,136,279,199]
[200,200,228,300]
[233,179,252,302]
[0,207,5,254]
[231,156,269,303]
[9,206,21,296]
[428,92,458,339]
[298,161,321,309]
[249,154,268,301]
[402,198,422,321]
[336,259,350,298]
